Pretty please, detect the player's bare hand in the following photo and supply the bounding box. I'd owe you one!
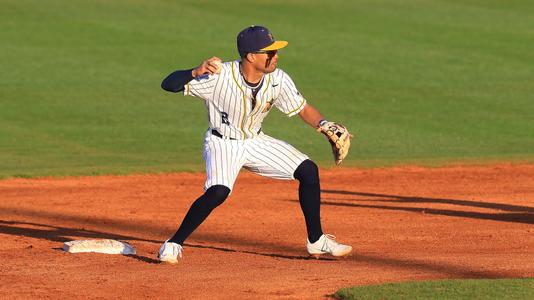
[192,57,222,77]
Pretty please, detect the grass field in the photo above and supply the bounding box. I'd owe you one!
[336,278,534,300]
[1,0,533,178]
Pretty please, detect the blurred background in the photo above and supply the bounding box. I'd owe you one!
[1,0,533,177]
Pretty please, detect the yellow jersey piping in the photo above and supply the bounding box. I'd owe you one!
[247,73,270,137]
[231,61,247,138]
[286,99,306,117]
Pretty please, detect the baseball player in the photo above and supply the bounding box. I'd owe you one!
[159,25,352,263]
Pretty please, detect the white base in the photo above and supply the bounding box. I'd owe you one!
[63,239,136,255]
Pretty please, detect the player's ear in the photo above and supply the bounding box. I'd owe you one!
[245,53,255,63]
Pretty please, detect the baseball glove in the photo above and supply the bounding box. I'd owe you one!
[317,121,353,165]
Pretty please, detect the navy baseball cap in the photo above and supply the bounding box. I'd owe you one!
[237,25,288,57]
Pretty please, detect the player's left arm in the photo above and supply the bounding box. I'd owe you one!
[298,104,324,128]
[299,103,353,165]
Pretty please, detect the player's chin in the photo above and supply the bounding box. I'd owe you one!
[266,63,277,73]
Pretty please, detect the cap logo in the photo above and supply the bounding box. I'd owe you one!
[267,33,274,42]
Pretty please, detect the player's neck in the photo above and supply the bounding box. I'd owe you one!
[239,61,264,85]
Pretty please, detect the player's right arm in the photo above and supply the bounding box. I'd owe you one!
[161,69,194,93]
[161,57,222,93]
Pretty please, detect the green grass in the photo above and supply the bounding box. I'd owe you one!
[1,0,534,178]
[336,278,534,300]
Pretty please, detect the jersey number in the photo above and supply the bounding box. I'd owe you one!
[221,112,230,125]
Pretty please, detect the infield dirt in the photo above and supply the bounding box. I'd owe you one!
[1,164,533,299]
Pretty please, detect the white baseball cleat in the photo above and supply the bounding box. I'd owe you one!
[307,234,352,258]
[158,240,183,264]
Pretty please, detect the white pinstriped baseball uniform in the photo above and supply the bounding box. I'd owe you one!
[184,60,309,190]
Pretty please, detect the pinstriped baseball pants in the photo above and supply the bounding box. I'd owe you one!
[203,129,309,191]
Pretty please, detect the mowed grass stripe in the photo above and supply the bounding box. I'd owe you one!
[336,278,534,300]
[1,0,533,178]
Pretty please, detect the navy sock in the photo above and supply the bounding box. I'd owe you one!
[294,160,323,243]
[169,185,230,245]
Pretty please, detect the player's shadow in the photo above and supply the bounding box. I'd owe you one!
[4,219,513,280]
[315,190,534,224]
[322,190,534,212]
[0,219,161,264]
[0,219,329,262]
[0,217,522,278]
[184,242,335,261]
[0,219,158,243]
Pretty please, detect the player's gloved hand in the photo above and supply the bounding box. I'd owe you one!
[316,120,353,165]
[192,57,222,77]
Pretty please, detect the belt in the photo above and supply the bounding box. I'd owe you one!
[211,129,261,140]
[211,129,236,140]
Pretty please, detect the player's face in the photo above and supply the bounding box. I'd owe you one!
[253,50,278,73]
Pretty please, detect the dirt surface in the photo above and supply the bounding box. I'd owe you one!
[1,164,533,299]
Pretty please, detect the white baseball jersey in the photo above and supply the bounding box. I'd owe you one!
[184,60,307,139]
[183,60,309,190]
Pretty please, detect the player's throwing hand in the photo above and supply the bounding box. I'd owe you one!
[192,56,222,77]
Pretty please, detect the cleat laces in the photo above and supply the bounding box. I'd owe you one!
[322,234,339,253]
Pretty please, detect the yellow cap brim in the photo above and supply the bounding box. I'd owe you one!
[260,40,288,51]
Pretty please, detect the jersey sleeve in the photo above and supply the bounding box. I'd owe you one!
[183,73,218,101]
[273,71,307,117]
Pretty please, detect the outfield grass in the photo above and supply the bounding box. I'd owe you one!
[1,0,533,178]
[336,278,534,300]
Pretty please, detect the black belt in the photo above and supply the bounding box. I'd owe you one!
[211,129,261,140]
[211,129,236,140]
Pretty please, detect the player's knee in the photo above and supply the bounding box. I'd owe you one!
[294,159,319,185]
[204,185,230,207]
